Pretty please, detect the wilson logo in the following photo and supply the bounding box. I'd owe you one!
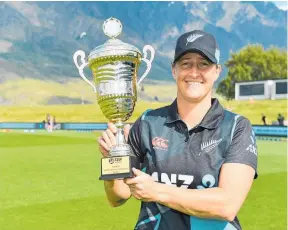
[152,137,169,151]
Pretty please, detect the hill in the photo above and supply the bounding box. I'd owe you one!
[0,78,176,105]
[0,1,287,84]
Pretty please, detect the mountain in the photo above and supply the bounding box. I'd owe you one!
[0,1,287,83]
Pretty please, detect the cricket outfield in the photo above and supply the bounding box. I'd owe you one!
[0,131,286,230]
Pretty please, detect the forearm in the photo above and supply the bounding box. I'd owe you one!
[104,179,131,207]
[154,184,235,221]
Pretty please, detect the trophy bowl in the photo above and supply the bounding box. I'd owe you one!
[73,17,155,180]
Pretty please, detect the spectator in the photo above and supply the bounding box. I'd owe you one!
[50,115,54,132]
[42,120,46,129]
[261,113,267,126]
[277,114,285,126]
[53,116,56,127]
[46,113,53,132]
[154,96,159,101]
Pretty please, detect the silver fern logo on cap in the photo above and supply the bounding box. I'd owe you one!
[186,34,203,45]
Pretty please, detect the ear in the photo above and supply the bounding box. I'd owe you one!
[171,62,176,80]
[215,64,222,77]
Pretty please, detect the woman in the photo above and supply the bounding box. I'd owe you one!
[46,113,51,132]
[98,30,258,230]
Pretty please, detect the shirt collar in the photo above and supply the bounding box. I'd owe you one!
[166,99,181,123]
[165,98,224,129]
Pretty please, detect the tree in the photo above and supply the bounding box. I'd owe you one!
[217,45,287,99]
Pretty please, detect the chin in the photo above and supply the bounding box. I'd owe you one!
[183,87,212,101]
[185,95,204,102]
[186,91,204,99]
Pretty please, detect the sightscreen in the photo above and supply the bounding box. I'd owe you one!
[239,83,265,96]
[276,81,287,95]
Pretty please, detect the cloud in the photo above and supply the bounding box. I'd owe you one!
[183,1,189,7]
[162,26,180,40]
[168,1,175,7]
[272,1,288,10]
[157,50,175,59]
[184,21,206,32]
[7,2,42,27]
[0,40,13,53]
[216,2,241,32]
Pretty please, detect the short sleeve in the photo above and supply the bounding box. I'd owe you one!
[127,117,145,163]
[224,117,258,179]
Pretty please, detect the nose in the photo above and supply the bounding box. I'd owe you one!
[187,65,199,78]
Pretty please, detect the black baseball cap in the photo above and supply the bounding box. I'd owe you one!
[173,30,220,64]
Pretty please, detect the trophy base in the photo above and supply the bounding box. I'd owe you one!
[99,155,140,180]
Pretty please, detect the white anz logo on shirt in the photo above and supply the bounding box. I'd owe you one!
[246,144,257,156]
[151,172,194,189]
[246,134,258,156]
[246,135,258,156]
[151,172,216,190]
[199,138,223,155]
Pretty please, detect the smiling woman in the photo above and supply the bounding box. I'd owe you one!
[98,29,258,230]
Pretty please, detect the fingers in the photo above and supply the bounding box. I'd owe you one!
[125,180,144,200]
[124,177,139,185]
[98,122,130,157]
[123,124,131,142]
[124,177,132,185]
[107,122,118,133]
[97,123,117,157]
[97,137,109,157]
[102,128,116,148]
[132,167,144,176]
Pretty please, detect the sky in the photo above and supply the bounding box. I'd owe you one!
[272,1,288,10]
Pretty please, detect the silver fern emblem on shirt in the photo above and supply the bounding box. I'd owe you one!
[186,34,203,45]
[199,138,222,155]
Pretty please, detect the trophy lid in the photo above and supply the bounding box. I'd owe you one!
[88,17,141,60]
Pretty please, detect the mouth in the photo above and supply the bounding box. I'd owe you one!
[185,81,203,86]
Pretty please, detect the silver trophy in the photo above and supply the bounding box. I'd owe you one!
[73,17,154,180]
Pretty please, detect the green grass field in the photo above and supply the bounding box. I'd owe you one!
[0,78,286,124]
[0,131,287,230]
[0,99,287,125]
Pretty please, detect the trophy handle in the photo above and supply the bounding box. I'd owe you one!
[73,50,97,93]
[137,45,155,86]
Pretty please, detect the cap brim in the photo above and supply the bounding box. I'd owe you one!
[174,48,217,64]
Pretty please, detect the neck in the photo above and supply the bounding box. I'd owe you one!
[177,93,212,129]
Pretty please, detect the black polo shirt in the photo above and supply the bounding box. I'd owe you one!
[127,98,258,230]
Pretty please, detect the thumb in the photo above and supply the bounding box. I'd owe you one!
[123,124,131,142]
[132,167,144,176]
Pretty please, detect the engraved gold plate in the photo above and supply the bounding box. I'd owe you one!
[101,155,130,175]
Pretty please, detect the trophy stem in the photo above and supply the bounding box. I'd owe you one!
[115,121,125,145]
[109,121,132,157]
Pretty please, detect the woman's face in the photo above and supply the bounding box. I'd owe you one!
[172,52,221,102]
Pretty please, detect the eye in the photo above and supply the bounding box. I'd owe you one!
[198,61,210,68]
[181,62,190,68]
